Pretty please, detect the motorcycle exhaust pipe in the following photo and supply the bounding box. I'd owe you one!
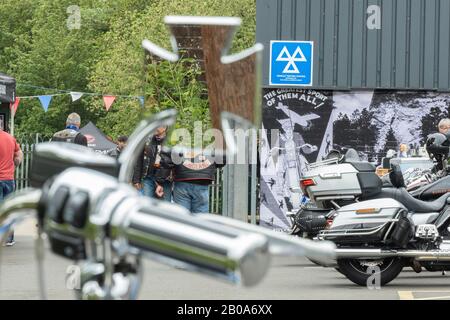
[335,248,450,261]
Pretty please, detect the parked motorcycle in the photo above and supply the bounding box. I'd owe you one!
[316,133,450,286]
[291,136,450,239]
[0,109,335,299]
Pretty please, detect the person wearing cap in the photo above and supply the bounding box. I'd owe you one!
[52,113,88,146]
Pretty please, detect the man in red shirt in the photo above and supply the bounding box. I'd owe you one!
[0,128,23,246]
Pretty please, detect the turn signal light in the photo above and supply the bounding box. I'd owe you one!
[356,208,380,214]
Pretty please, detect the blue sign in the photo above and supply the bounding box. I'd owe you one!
[270,41,313,86]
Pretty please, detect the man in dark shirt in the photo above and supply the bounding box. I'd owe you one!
[160,149,225,213]
[52,113,88,146]
[133,127,172,201]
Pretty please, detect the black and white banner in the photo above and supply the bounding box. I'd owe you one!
[260,89,450,231]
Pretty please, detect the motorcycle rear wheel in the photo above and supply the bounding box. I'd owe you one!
[337,258,404,286]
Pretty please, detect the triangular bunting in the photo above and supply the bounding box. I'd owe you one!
[103,95,116,111]
[10,97,21,116]
[38,95,52,112]
[70,92,84,102]
[138,96,145,107]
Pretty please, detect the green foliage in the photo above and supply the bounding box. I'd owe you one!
[0,0,256,141]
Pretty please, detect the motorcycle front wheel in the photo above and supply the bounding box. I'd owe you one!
[337,258,404,286]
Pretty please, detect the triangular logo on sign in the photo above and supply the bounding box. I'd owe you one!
[277,47,291,60]
[292,47,307,61]
[276,47,291,61]
[276,45,308,74]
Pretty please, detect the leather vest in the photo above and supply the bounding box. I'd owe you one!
[52,129,79,143]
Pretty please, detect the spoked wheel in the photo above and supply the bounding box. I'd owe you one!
[337,258,404,286]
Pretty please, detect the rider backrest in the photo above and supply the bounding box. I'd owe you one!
[389,164,406,188]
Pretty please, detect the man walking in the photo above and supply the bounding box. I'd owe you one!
[0,128,23,246]
[52,113,88,146]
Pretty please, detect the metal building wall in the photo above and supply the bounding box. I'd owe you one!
[257,0,450,91]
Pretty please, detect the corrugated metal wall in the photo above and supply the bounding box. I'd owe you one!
[257,0,450,91]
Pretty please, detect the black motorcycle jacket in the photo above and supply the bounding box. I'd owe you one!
[133,136,171,185]
[52,129,88,146]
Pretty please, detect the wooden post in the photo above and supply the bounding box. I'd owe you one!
[143,16,263,222]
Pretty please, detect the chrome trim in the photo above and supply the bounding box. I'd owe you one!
[335,248,450,261]
[306,158,339,170]
[316,195,355,201]
[318,220,399,239]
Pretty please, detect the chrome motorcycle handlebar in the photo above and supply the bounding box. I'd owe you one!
[0,189,42,242]
[35,167,273,293]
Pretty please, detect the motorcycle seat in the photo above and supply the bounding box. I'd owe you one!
[346,161,376,172]
[375,188,450,213]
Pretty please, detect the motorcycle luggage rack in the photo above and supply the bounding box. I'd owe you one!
[306,158,339,170]
[318,220,398,240]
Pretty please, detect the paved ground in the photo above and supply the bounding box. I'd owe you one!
[0,219,449,300]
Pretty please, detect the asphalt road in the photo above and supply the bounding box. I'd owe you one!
[1,220,449,300]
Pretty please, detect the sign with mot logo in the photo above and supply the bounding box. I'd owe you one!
[270,41,313,86]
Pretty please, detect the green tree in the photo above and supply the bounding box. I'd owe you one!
[1,0,257,140]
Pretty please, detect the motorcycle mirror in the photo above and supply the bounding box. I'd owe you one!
[118,109,177,183]
[29,143,119,188]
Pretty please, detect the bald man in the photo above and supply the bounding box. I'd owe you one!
[52,113,88,146]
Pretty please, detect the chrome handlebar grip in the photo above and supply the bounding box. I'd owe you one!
[109,196,271,287]
[40,167,271,288]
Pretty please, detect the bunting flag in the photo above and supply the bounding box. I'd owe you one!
[70,92,84,102]
[103,95,116,111]
[9,97,21,116]
[138,96,145,107]
[38,95,52,112]
[14,83,144,115]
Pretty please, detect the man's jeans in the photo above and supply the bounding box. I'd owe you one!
[142,176,172,202]
[0,180,15,242]
[173,182,209,214]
